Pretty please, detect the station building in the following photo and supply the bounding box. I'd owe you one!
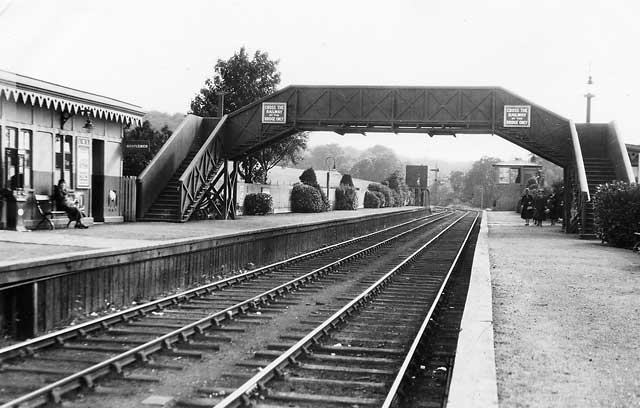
[492,159,543,211]
[0,70,144,229]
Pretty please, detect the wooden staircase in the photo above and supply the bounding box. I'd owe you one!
[141,134,208,221]
[581,157,617,237]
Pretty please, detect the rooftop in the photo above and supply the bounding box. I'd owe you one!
[0,69,144,124]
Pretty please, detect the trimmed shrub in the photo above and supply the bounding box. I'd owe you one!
[339,174,354,187]
[334,185,358,210]
[368,183,394,207]
[593,181,640,247]
[372,191,386,207]
[291,183,326,213]
[243,193,273,215]
[391,190,403,207]
[299,168,318,186]
[364,191,381,208]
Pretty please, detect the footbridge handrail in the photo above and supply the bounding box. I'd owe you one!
[608,121,635,183]
[569,120,590,202]
[178,115,228,219]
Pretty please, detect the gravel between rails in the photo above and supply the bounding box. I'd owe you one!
[488,211,640,408]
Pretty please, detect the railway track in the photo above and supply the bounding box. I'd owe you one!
[0,210,459,408]
[201,211,480,408]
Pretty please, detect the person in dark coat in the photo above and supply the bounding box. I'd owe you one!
[547,193,559,226]
[54,179,88,229]
[520,188,534,226]
[533,189,547,226]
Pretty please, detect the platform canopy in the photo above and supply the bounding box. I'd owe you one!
[219,86,573,167]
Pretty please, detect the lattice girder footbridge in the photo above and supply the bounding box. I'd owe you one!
[219,86,573,167]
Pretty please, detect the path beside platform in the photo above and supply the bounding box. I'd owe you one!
[0,207,412,265]
[487,211,640,407]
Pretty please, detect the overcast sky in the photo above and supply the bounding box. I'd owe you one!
[1,0,638,162]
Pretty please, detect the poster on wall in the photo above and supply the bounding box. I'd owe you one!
[76,137,91,188]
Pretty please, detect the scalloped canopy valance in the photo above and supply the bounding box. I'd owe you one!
[0,70,144,126]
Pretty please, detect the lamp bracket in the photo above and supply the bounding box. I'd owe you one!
[60,108,93,128]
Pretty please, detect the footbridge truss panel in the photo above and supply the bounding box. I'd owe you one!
[220,86,573,166]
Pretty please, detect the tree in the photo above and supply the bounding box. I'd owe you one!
[239,133,308,183]
[350,145,402,182]
[462,156,501,208]
[123,121,172,176]
[449,170,465,196]
[190,47,307,183]
[191,47,281,117]
[296,144,357,174]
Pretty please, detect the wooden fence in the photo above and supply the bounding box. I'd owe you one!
[119,176,137,222]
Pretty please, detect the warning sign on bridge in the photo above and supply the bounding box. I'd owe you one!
[503,105,531,128]
[262,102,287,124]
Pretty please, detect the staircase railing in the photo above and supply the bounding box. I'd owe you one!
[569,120,591,235]
[137,115,202,218]
[178,115,228,220]
[606,121,635,183]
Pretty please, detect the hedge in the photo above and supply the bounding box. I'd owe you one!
[339,174,354,187]
[364,191,381,208]
[593,181,640,247]
[299,168,318,186]
[368,183,394,207]
[291,183,327,213]
[243,192,273,215]
[334,185,358,210]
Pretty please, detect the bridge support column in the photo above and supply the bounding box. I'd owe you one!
[223,160,238,219]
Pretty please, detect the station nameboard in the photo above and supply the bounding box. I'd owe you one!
[124,140,150,151]
[261,102,287,124]
[503,105,531,128]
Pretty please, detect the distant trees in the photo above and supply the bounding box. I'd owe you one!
[462,156,500,207]
[123,120,172,176]
[296,144,357,174]
[190,47,307,183]
[350,145,402,182]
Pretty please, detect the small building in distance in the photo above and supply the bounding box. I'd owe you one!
[492,159,543,211]
[0,69,144,229]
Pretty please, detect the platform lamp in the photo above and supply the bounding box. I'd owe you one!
[585,74,595,123]
[60,108,93,131]
[325,156,336,200]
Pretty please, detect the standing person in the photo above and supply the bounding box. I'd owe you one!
[54,179,88,229]
[520,188,534,226]
[554,188,565,227]
[533,189,547,227]
[547,193,558,226]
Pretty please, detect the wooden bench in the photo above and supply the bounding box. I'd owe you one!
[34,194,69,230]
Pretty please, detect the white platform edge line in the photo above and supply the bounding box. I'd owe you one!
[446,211,499,408]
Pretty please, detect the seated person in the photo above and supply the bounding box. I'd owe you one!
[54,179,88,229]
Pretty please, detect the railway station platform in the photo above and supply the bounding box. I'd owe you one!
[0,207,417,265]
[449,211,640,408]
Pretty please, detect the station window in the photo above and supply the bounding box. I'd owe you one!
[3,127,32,190]
[497,167,521,184]
[55,134,73,187]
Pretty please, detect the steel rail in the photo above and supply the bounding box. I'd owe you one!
[0,212,454,408]
[0,211,444,363]
[381,211,480,408]
[212,211,471,408]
